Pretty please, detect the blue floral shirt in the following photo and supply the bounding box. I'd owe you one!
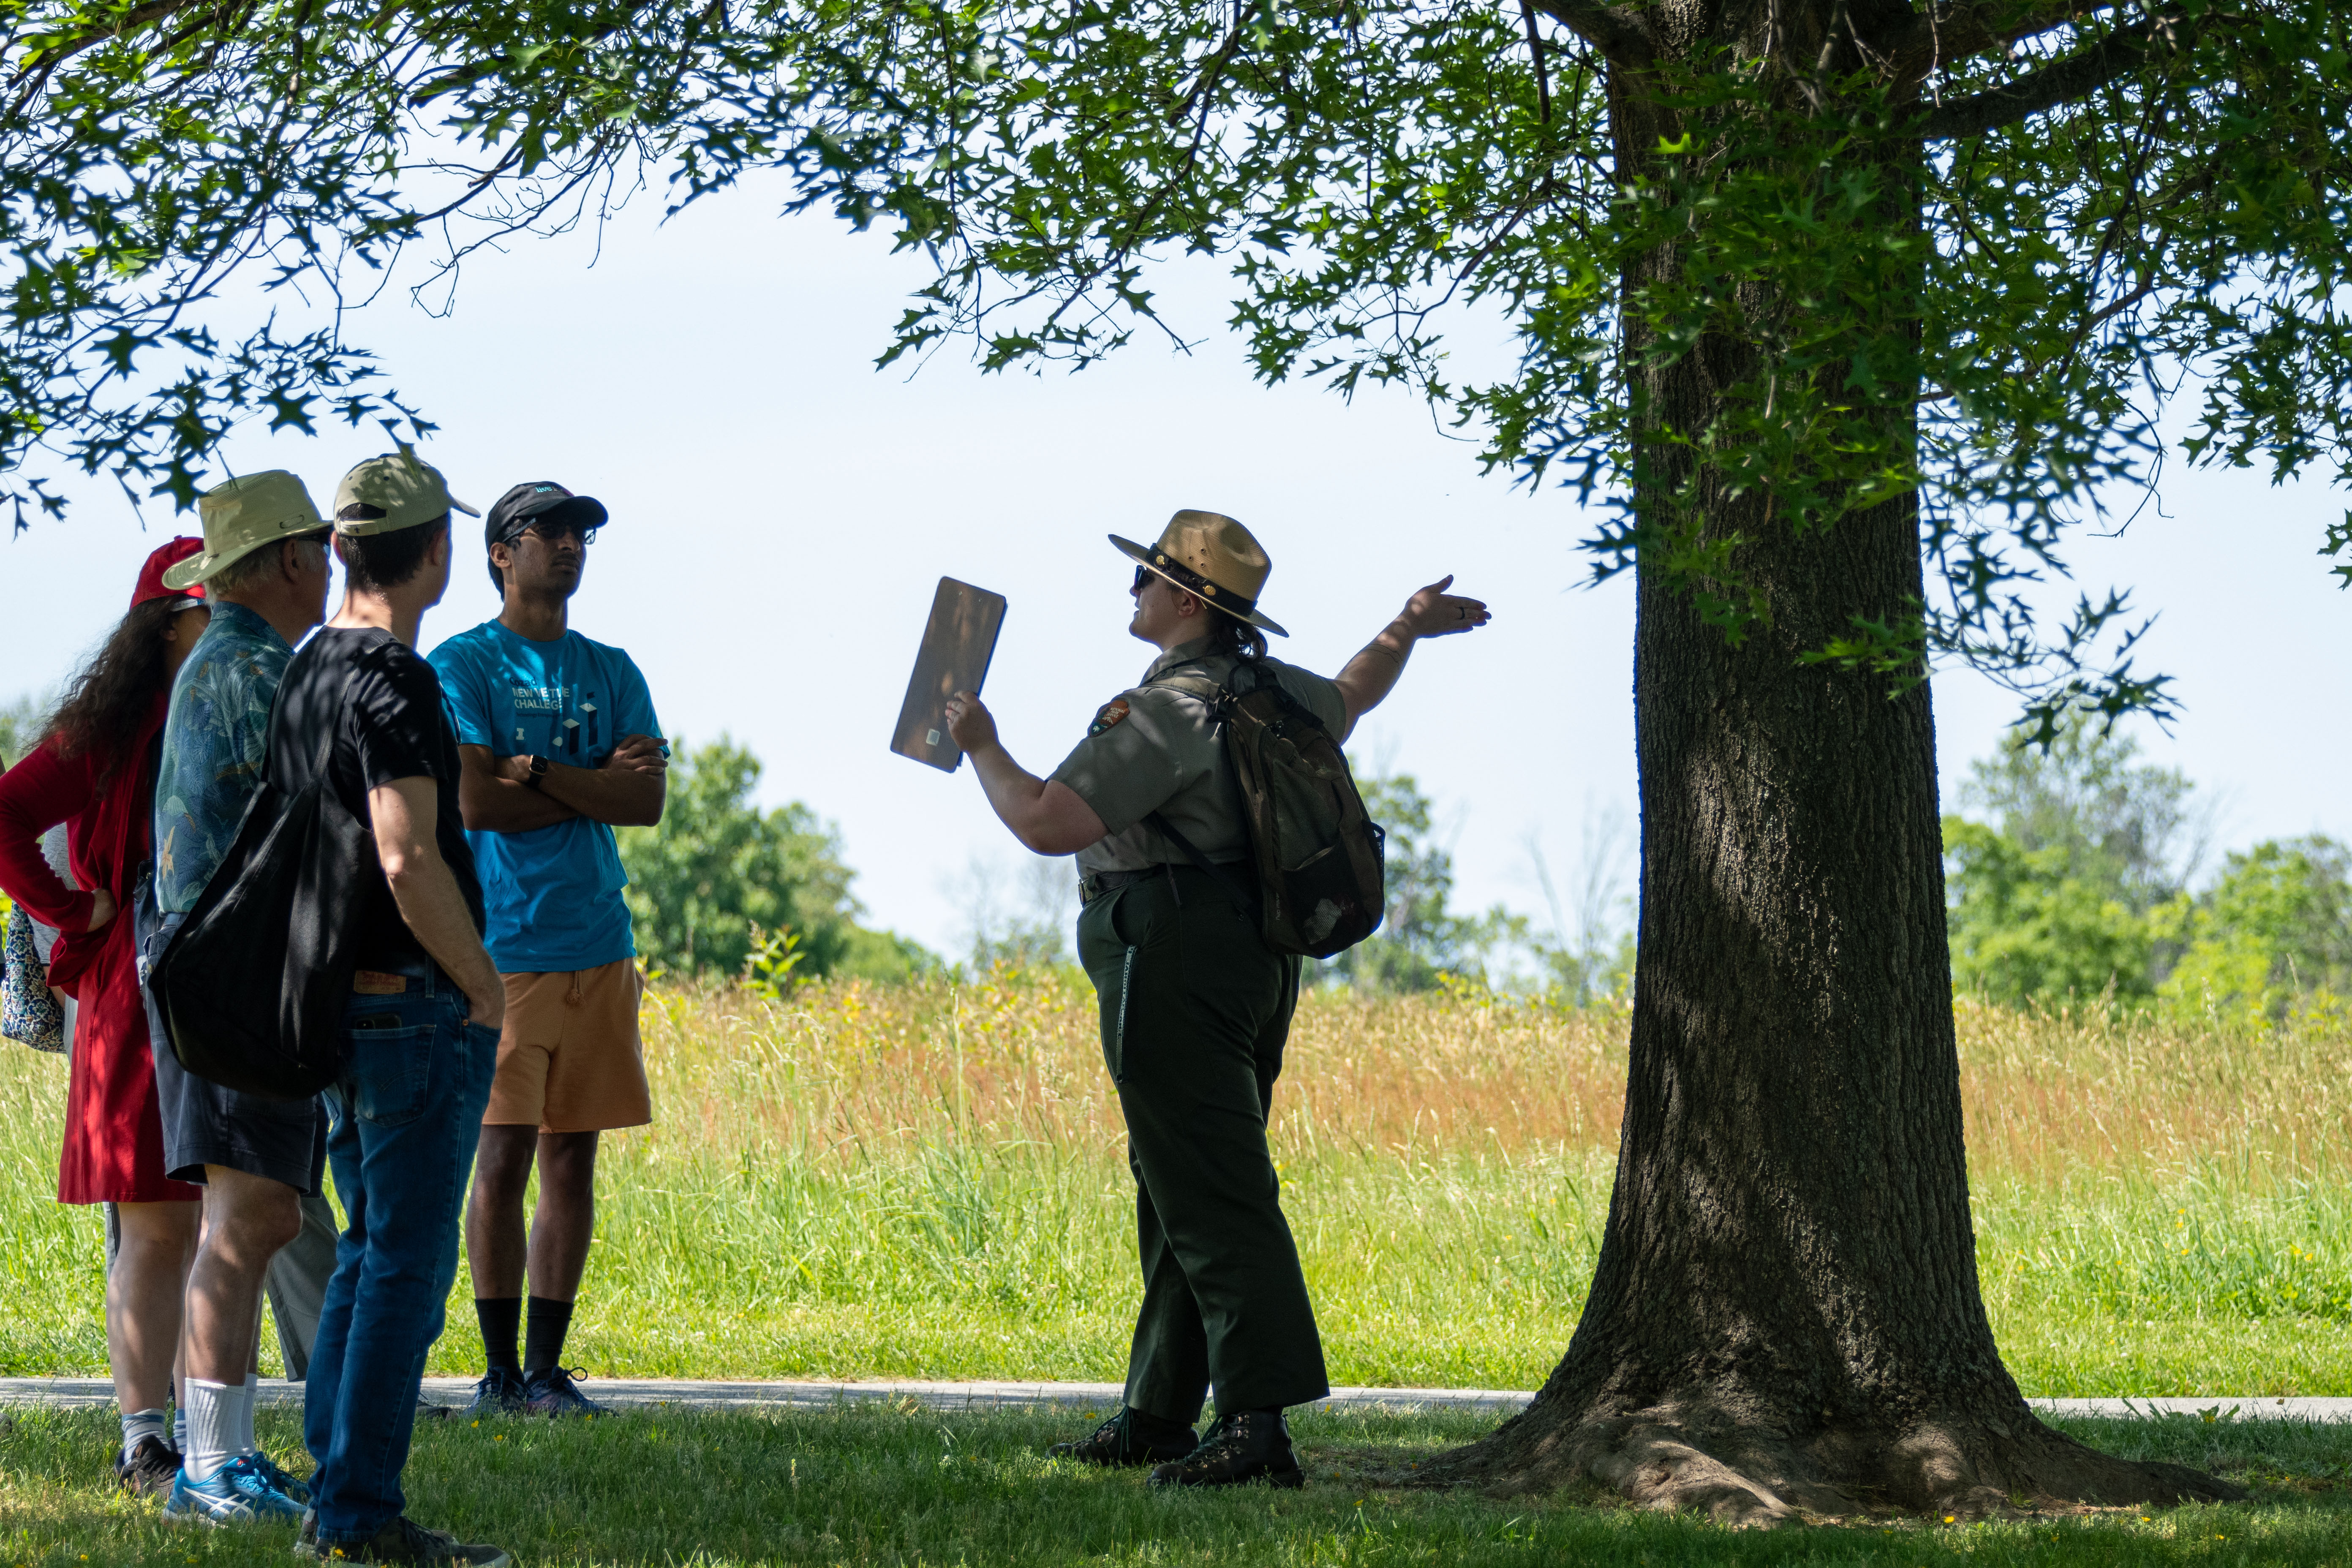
[153,602,291,916]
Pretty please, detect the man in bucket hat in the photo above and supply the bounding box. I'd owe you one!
[944,509,1490,1488]
[146,471,338,1524]
[272,447,511,1565]
[429,481,667,1420]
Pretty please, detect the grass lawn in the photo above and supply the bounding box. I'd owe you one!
[5,1403,2352,1565]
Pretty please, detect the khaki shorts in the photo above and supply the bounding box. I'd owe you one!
[482,959,653,1133]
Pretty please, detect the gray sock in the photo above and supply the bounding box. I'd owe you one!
[120,1407,167,1462]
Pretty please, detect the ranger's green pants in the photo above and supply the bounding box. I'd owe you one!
[1078,863,1331,1421]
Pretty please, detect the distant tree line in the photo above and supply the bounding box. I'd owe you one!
[1945,716,2352,1021]
[14,697,2337,1019]
[616,738,936,988]
[1316,773,1633,1004]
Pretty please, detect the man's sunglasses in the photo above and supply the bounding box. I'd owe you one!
[1132,564,1154,591]
[517,519,599,547]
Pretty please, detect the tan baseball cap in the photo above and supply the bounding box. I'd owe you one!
[1110,509,1288,637]
[163,471,328,590]
[333,444,480,536]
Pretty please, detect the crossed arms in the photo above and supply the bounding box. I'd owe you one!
[455,734,668,834]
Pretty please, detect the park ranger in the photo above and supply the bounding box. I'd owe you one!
[943,509,1489,1488]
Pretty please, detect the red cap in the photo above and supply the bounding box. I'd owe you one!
[132,538,208,610]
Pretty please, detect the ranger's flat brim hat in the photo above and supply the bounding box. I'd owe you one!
[1112,509,1288,637]
[333,444,480,536]
[163,470,326,590]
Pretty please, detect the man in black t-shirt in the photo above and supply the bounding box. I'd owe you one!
[282,447,511,1568]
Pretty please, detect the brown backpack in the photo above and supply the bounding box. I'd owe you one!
[1145,660,1387,958]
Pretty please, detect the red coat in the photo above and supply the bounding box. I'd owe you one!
[0,703,201,1204]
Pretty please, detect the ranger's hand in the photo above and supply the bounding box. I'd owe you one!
[943,691,999,754]
[1396,574,1490,639]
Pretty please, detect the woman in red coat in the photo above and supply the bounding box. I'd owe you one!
[0,538,214,1492]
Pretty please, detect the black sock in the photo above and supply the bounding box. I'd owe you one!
[523,1296,575,1375]
[1124,1406,1195,1443]
[475,1298,523,1375]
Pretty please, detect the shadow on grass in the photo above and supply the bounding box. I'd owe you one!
[4,1405,2350,1565]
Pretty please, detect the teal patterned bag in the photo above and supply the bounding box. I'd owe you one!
[2,904,65,1053]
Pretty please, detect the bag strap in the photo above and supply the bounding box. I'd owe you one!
[265,642,369,790]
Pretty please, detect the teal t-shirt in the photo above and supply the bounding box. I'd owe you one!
[428,621,662,974]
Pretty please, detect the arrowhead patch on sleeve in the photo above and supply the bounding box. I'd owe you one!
[1089,699,1131,737]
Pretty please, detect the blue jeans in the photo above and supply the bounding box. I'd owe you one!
[302,960,495,1544]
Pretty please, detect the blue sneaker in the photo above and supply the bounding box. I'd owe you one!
[248,1449,312,1503]
[162,1454,305,1525]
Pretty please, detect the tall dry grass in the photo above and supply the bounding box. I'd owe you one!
[645,975,2352,1186]
[6,972,2349,1392]
[641,971,1627,1166]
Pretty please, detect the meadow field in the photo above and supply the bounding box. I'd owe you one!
[4,970,2349,1397]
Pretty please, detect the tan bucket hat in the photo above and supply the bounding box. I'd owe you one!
[333,444,479,536]
[163,471,328,590]
[1110,509,1288,637]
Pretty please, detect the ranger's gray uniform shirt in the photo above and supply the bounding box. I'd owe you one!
[1050,637,1348,877]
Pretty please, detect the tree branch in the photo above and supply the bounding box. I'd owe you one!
[1918,10,2191,140]
[1527,0,1654,68]
[1886,0,2126,82]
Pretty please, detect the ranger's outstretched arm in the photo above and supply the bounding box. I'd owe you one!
[944,692,1108,856]
[1331,574,1491,740]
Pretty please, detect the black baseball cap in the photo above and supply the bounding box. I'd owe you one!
[484,481,610,549]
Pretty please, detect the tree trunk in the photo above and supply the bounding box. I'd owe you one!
[1419,0,2238,1522]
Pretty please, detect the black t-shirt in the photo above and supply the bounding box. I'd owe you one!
[270,626,484,969]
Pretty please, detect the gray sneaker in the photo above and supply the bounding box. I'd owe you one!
[461,1368,527,1418]
[521,1366,611,1418]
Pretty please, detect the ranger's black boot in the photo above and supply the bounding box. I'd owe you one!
[1048,1406,1199,1467]
[1147,1410,1304,1489]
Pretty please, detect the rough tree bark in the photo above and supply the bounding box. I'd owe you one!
[1420,0,2239,1522]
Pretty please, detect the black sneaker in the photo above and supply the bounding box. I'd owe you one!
[461,1368,526,1417]
[521,1366,611,1418]
[1147,1410,1305,1489]
[114,1433,181,1497]
[295,1514,510,1565]
[1048,1407,1199,1467]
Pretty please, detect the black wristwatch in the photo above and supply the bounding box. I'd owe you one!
[522,754,550,790]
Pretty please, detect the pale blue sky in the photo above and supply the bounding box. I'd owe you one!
[2,179,2345,959]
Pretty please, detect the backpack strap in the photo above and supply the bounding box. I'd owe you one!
[1138,663,1252,911]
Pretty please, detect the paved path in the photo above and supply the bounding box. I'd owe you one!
[3,1377,2348,1423]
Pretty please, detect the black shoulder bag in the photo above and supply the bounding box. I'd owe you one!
[149,656,372,1100]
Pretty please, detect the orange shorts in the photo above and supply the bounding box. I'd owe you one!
[482,959,653,1133]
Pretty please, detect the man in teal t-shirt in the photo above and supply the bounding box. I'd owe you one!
[428,480,668,1420]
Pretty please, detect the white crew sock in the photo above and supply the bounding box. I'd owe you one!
[172,1405,187,1453]
[181,1378,238,1483]
[120,1407,167,1462]
[237,1372,260,1456]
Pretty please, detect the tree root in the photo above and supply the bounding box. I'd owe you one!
[1405,1395,2244,1526]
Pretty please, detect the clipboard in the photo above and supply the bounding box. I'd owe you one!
[890,577,1007,773]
